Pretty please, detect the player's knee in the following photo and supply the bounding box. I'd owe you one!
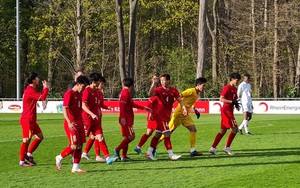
[23,138,31,143]
[129,135,135,141]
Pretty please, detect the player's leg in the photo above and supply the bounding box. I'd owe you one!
[114,125,134,160]
[186,124,202,156]
[146,131,162,160]
[19,121,32,166]
[25,123,43,165]
[82,124,94,160]
[224,118,238,155]
[134,128,154,155]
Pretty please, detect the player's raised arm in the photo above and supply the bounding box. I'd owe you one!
[148,75,159,96]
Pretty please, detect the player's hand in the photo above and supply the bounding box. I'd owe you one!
[42,80,49,88]
[120,118,126,126]
[149,113,154,120]
[144,106,152,113]
[91,113,98,120]
[194,107,200,119]
[232,100,241,111]
[152,75,158,84]
[68,122,77,131]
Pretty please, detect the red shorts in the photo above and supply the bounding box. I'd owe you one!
[84,116,103,137]
[220,110,238,129]
[146,120,157,130]
[120,124,135,137]
[20,119,42,138]
[84,123,103,137]
[155,120,170,133]
[64,122,86,145]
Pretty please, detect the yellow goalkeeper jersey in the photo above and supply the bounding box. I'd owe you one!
[174,88,199,115]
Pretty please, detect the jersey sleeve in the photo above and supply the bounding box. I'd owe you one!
[81,88,89,103]
[28,87,49,101]
[237,83,243,99]
[180,88,193,98]
[119,91,128,119]
[220,85,229,98]
[63,91,71,107]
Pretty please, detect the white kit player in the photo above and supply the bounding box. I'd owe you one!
[237,73,253,135]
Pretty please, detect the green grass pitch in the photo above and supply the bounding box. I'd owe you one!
[0,113,299,187]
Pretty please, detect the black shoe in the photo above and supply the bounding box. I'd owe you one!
[190,150,203,157]
[246,132,252,136]
[25,155,36,166]
[238,129,243,135]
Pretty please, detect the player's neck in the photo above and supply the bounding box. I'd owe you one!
[29,84,36,89]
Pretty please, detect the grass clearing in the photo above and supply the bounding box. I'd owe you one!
[0,113,299,187]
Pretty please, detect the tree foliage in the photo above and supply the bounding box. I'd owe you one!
[0,0,300,98]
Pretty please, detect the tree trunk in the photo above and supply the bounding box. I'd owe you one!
[259,0,268,97]
[296,43,300,93]
[197,0,207,78]
[251,0,257,96]
[273,0,280,98]
[129,0,138,96]
[75,0,83,71]
[286,33,295,85]
[116,0,126,82]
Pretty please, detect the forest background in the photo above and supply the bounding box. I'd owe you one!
[0,0,299,99]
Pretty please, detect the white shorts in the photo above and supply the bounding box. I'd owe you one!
[241,102,253,113]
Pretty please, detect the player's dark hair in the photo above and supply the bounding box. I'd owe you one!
[123,77,134,87]
[160,74,170,81]
[76,75,90,86]
[244,73,250,79]
[230,72,241,80]
[195,77,207,86]
[89,72,101,83]
[24,72,38,89]
[99,76,106,83]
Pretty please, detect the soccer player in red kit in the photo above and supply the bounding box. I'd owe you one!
[145,74,188,161]
[81,74,117,164]
[55,75,89,174]
[113,78,151,161]
[133,75,159,155]
[209,72,241,155]
[19,72,49,166]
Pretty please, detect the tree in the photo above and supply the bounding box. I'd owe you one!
[197,0,207,78]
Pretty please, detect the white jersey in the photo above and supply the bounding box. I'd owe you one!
[238,81,253,113]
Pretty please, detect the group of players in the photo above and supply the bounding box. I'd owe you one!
[18,71,253,174]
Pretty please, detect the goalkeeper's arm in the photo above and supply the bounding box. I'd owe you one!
[193,107,200,119]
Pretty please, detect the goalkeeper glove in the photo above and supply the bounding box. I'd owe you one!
[194,107,200,119]
[232,100,241,111]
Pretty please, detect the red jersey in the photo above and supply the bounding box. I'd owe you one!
[147,95,160,120]
[63,90,83,126]
[20,86,49,123]
[119,88,144,126]
[153,86,180,122]
[220,84,238,113]
[82,86,99,122]
[97,90,109,116]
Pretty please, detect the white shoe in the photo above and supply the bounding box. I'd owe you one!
[168,154,181,161]
[209,147,218,155]
[71,168,86,174]
[55,155,62,171]
[81,153,91,160]
[95,156,106,162]
[224,147,235,155]
[145,152,156,161]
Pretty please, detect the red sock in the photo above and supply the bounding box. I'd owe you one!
[84,138,94,153]
[212,133,224,148]
[61,146,74,158]
[28,138,42,154]
[94,140,100,157]
[20,142,28,161]
[138,134,150,148]
[226,132,236,147]
[164,137,172,150]
[99,140,109,158]
[116,137,131,151]
[122,144,128,158]
[73,148,82,164]
[150,136,160,148]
